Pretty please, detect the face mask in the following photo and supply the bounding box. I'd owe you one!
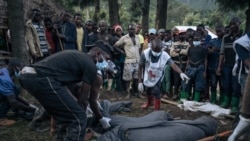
[193,41,201,46]
[15,71,20,77]
[151,51,162,57]
[96,55,108,70]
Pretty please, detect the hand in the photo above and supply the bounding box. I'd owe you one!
[180,73,189,81]
[138,83,144,93]
[216,68,221,76]
[203,72,206,79]
[57,33,65,39]
[232,63,238,76]
[99,117,111,129]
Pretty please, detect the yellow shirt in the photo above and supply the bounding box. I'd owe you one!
[138,34,144,44]
[114,34,141,63]
[76,27,84,51]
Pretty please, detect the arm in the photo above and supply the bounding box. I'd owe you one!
[114,36,124,47]
[170,45,179,57]
[179,45,189,55]
[216,37,225,75]
[75,82,91,111]
[89,74,103,120]
[6,94,36,113]
[170,61,183,74]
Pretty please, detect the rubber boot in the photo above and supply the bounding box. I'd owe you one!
[210,92,217,104]
[231,96,240,114]
[106,79,113,91]
[220,95,230,108]
[141,95,154,109]
[179,91,187,103]
[154,98,161,111]
[219,93,224,105]
[194,91,201,102]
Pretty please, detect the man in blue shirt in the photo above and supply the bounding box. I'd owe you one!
[0,58,38,126]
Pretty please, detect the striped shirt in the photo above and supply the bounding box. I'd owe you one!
[33,23,49,54]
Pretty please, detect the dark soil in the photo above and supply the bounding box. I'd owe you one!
[0,89,235,141]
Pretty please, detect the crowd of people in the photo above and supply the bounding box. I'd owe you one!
[0,8,250,141]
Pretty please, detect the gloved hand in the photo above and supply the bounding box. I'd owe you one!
[228,115,250,141]
[138,83,144,93]
[99,117,111,129]
[180,73,190,83]
[232,63,238,76]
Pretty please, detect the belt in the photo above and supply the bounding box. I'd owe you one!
[21,66,37,74]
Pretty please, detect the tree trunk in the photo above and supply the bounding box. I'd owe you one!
[93,0,100,23]
[7,0,28,64]
[245,7,250,33]
[142,0,150,33]
[155,0,168,30]
[108,0,119,26]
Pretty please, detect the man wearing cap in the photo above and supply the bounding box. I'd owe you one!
[170,31,190,100]
[216,17,243,111]
[0,58,39,126]
[114,23,141,98]
[25,9,51,63]
[18,47,111,141]
[148,28,157,49]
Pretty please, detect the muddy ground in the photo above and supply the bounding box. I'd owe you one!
[0,89,236,141]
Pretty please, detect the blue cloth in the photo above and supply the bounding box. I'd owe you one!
[59,22,77,50]
[19,74,86,141]
[207,38,222,69]
[222,66,241,97]
[0,68,16,96]
[182,65,206,92]
[208,68,223,93]
[0,68,19,118]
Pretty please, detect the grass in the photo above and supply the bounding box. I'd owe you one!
[0,120,53,141]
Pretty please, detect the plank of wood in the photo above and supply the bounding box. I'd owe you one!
[197,130,232,141]
[161,98,179,106]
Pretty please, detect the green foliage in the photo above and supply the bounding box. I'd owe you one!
[216,0,249,11]
[182,13,201,25]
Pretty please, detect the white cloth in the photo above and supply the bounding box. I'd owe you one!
[180,73,190,83]
[138,83,144,93]
[99,117,111,129]
[177,100,231,118]
[143,48,170,87]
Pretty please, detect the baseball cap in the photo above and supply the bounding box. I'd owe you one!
[149,28,156,34]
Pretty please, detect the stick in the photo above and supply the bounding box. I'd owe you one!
[55,28,64,51]
[197,130,232,141]
[161,98,179,106]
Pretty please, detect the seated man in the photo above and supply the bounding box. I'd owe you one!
[0,58,38,126]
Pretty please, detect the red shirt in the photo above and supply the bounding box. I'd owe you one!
[45,29,55,53]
